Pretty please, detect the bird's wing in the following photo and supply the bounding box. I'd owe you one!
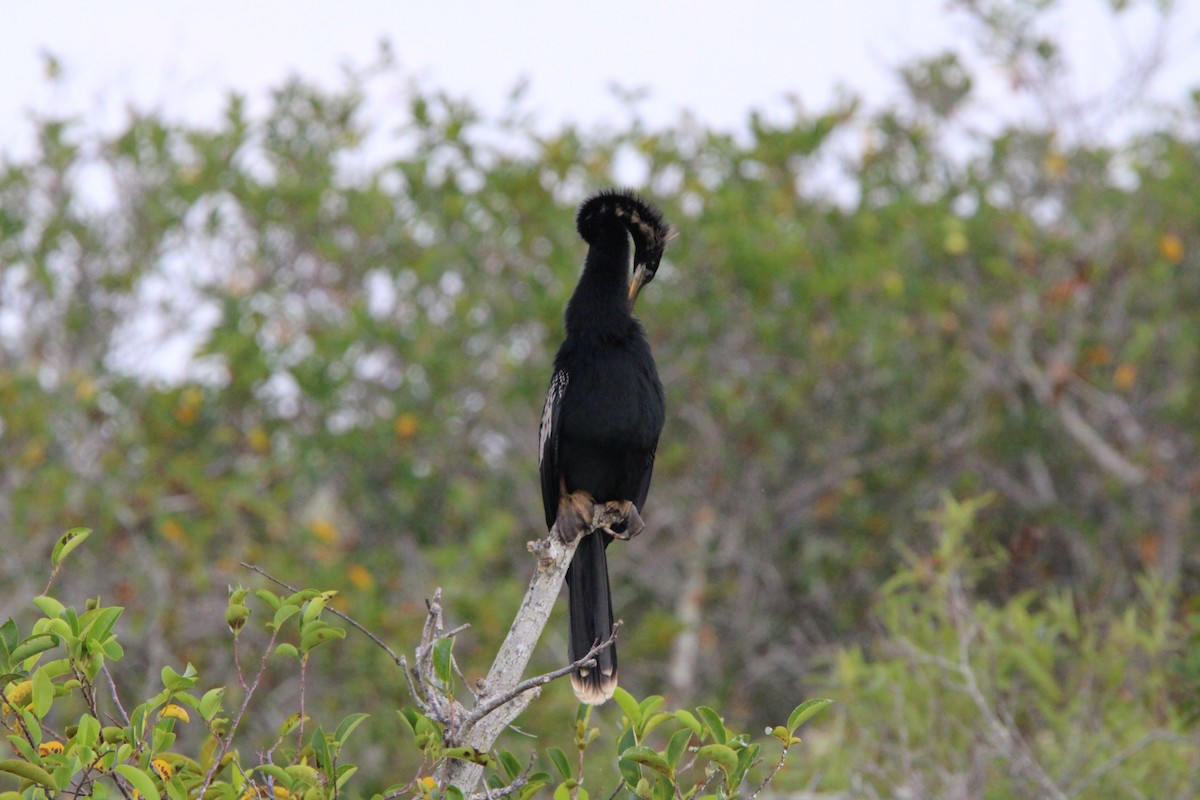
[539,368,569,528]
[634,443,657,512]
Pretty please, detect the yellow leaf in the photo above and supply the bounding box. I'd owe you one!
[310,519,338,545]
[881,270,904,298]
[160,520,185,545]
[943,230,969,256]
[394,413,419,440]
[247,428,271,454]
[1113,363,1137,392]
[1159,233,1184,263]
[345,564,374,590]
[1043,151,1068,177]
[160,704,190,723]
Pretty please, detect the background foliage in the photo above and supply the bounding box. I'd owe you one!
[2,1,1199,796]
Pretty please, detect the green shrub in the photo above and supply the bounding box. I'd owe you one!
[807,493,1200,798]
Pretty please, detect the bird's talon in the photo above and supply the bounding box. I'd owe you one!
[557,490,596,544]
[600,501,644,540]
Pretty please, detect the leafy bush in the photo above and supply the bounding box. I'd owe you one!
[806,493,1200,798]
[1,529,830,799]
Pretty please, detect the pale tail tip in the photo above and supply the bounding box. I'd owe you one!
[571,671,618,705]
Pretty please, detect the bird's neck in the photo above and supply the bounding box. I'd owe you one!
[565,233,633,335]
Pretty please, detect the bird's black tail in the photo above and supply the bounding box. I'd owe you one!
[566,531,617,704]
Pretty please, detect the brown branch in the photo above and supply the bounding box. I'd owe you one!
[746,741,786,800]
[198,627,279,799]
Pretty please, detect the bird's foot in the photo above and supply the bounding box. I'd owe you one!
[556,491,596,544]
[601,501,644,541]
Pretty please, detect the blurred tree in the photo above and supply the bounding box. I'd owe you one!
[1,1,1197,790]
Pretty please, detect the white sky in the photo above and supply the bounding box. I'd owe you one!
[3,0,1199,160]
[1,1,1197,382]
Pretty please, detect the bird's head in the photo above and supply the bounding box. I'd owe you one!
[576,189,672,307]
[627,220,673,306]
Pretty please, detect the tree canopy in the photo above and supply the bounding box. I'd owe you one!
[2,2,1199,796]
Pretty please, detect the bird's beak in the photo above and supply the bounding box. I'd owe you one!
[628,262,649,305]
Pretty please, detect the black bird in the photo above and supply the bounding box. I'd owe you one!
[539,189,669,704]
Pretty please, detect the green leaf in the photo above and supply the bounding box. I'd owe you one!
[518,781,548,800]
[11,633,60,663]
[786,698,833,734]
[298,624,345,653]
[334,712,369,745]
[254,764,292,787]
[396,708,418,736]
[546,746,571,779]
[612,687,641,725]
[432,637,454,688]
[695,706,727,744]
[641,712,673,738]
[1,619,19,654]
[665,728,692,768]
[696,743,738,773]
[616,726,636,756]
[498,750,522,780]
[160,664,197,692]
[254,590,282,611]
[115,765,160,800]
[619,746,672,777]
[618,751,641,789]
[273,643,299,660]
[81,607,123,643]
[0,759,57,790]
[444,786,464,800]
[443,747,496,767]
[309,726,331,771]
[301,590,337,624]
[51,528,92,567]
[637,695,665,718]
[76,713,100,749]
[199,687,225,721]
[278,713,307,738]
[31,667,53,718]
[335,764,357,790]
[673,710,702,738]
[271,605,300,632]
[225,605,251,632]
[31,597,65,619]
[731,742,761,790]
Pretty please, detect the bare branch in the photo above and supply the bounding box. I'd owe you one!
[440,504,625,792]
[1011,297,1146,486]
[242,562,405,667]
[462,622,621,731]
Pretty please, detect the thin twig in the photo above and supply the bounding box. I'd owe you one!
[746,741,788,800]
[1065,730,1197,796]
[461,623,621,732]
[101,663,131,725]
[692,767,720,798]
[43,566,61,597]
[398,654,431,714]
[466,751,539,800]
[241,562,405,666]
[198,628,279,799]
[0,687,38,752]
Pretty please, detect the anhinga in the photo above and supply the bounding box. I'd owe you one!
[539,189,670,704]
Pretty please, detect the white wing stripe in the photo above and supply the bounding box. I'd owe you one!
[539,370,568,466]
